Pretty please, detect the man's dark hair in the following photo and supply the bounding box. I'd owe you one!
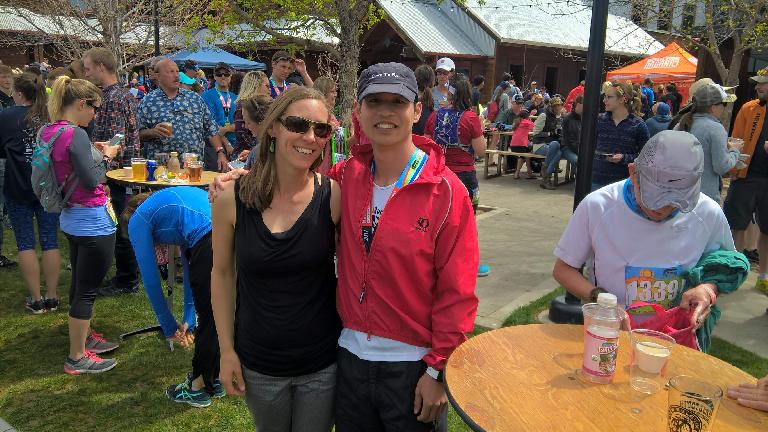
[666,83,677,92]
[502,72,512,81]
[453,78,473,111]
[644,77,653,86]
[574,95,583,105]
[472,75,485,87]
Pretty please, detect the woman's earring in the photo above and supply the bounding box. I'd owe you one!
[269,137,275,153]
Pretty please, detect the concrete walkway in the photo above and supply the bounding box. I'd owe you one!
[472,164,768,358]
[0,418,16,432]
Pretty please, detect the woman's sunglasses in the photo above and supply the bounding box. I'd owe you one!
[215,73,231,78]
[278,116,333,139]
[85,99,100,110]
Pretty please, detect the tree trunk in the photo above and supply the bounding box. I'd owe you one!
[334,3,362,132]
[719,43,745,131]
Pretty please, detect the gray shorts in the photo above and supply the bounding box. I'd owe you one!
[242,363,336,432]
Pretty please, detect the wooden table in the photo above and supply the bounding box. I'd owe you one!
[445,324,768,431]
[106,169,218,189]
[107,169,219,346]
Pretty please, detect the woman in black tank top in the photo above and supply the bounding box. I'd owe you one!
[210,87,341,432]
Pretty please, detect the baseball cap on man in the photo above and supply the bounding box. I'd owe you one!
[214,62,231,73]
[512,95,524,104]
[357,63,418,102]
[634,130,704,213]
[272,51,294,63]
[750,67,768,84]
[692,82,737,107]
[435,57,455,71]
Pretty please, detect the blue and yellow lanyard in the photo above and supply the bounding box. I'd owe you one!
[362,148,428,253]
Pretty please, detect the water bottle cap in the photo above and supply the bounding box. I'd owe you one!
[596,293,618,308]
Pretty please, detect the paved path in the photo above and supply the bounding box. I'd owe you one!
[472,163,768,359]
[0,418,16,432]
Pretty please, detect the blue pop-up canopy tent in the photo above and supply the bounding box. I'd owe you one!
[166,47,266,71]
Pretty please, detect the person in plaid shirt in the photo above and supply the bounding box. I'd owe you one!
[83,47,141,296]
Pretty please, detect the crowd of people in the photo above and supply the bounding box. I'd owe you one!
[0,47,767,430]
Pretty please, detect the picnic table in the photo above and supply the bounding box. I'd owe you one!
[445,324,768,432]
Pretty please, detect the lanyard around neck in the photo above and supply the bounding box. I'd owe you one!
[215,88,232,115]
[270,78,288,95]
[362,147,428,252]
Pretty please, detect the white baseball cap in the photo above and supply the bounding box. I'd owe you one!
[435,57,455,72]
[635,130,704,213]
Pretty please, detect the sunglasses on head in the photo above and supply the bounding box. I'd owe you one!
[85,99,100,109]
[275,57,294,63]
[278,116,333,139]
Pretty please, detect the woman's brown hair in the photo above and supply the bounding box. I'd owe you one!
[414,65,435,109]
[239,86,329,211]
[120,192,153,237]
[13,72,49,128]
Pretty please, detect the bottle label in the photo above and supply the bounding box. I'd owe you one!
[582,328,619,379]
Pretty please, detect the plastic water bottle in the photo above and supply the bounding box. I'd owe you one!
[581,293,622,384]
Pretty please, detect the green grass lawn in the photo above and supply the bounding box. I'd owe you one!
[0,232,765,431]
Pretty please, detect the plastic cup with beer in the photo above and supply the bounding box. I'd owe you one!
[131,158,147,180]
[188,161,203,183]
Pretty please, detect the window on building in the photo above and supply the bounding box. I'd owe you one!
[657,0,673,32]
[681,1,696,32]
[631,1,648,27]
[509,64,523,86]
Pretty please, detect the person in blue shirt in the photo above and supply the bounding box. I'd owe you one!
[641,78,656,118]
[202,62,237,174]
[124,186,222,408]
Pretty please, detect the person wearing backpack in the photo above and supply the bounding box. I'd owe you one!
[41,76,120,375]
[424,77,490,277]
[0,72,60,314]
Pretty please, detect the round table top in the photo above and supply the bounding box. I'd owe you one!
[445,324,768,432]
[106,169,219,189]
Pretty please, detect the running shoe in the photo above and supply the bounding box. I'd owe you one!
[478,264,491,277]
[64,351,117,375]
[166,377,212,408]
[211,378,226,398]
[25,297,46,314]
[85,331,119,354]
[0,254,17,268]
[44,297,59,312]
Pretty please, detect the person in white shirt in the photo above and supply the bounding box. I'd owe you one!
[553,130,734,330]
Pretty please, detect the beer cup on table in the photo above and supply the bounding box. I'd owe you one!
[131,158,147,180]
[667,375,722,432]
[188,161,203,183]
[629,329,675,394]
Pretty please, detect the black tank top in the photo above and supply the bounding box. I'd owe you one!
[233,175,340,377]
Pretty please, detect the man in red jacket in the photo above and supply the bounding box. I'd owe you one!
[330,63,479,431]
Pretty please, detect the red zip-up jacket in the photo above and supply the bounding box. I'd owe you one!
[328,134,479,370]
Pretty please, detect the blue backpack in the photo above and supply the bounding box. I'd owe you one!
[31,124,79,213]
[433,108,472,154]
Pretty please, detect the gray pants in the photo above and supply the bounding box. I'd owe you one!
[242,363,336,432]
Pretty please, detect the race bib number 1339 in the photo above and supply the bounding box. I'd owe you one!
[625,265,685,309]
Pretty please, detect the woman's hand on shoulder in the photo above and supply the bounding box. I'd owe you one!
[209,168,248,204]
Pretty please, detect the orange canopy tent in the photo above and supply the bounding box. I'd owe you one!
[606,42,697,103]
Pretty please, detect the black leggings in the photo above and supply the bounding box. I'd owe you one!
[66,233,115,320]
[187,233,220,392]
